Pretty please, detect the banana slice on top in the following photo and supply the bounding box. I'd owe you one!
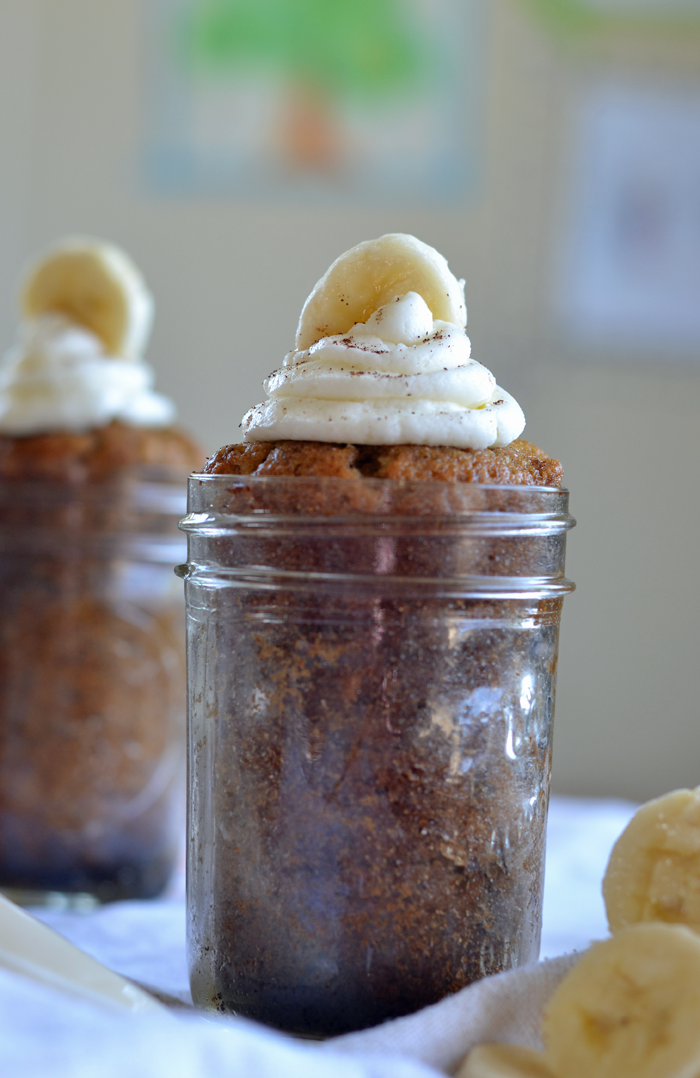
[20,237,154,359]
[456,1043,555,1078]
[295,233,466,350]
[542,923,700,1078]
[603,786,700,933]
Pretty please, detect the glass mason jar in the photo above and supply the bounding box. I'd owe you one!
[0,470,188,905]
[181,475,575,1036]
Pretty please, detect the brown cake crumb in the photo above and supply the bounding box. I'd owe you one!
[0,419,202,900]
[202,438,563,487]
[0,420,202,481]
[186,472,570,1034]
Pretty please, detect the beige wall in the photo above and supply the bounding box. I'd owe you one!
[1,0,699,801]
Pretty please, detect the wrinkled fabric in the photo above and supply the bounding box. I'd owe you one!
[0,795,636,1077]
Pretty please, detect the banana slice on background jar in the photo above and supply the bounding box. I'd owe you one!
[20,236,153,359]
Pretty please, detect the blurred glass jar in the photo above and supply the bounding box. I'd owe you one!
[181,475,575,1036]
[0,471,188,905]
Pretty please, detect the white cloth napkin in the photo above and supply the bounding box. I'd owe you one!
[0,795,636,1077]
[330,951,581,1073]
[0,952,579,1078]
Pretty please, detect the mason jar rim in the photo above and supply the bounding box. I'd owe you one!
[181,473,575,537]
[179,475,575,597]
[0,469,188,562]
[0,474,187,515]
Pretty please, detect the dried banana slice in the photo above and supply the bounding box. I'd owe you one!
[20,236,153,359]
[542,923,700,1078]
[603,786,700,933]
[295,233,466,350]
[456,1043,555,1078]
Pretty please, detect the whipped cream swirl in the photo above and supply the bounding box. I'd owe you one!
[243,292,525,449]
[0,315,175,435]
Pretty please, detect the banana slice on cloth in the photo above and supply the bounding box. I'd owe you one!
[20,237,154,359]
[603,786,700,933]
[295,233,466,350]
[456,1043,555,1078]
[542,923,700,1078]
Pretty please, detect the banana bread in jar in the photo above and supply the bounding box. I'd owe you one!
[182,235,575,1034]
[0,238,201,904]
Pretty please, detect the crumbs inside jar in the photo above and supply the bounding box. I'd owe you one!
[0,425,200,901]
[0,553,185,901]
[185,476,567,1035]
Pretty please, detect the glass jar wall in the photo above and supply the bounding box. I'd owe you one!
[0,471,188,905]
[181,476,575,1036]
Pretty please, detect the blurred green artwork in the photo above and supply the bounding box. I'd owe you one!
[183,0,426,97]
[522,0,700,34]
[144,0,486,200]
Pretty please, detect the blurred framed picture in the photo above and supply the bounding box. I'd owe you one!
[555,83,700,355]
[143,0,487,202]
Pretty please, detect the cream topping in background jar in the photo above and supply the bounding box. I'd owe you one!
[0,237,176,436]
[0,314,175,435]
